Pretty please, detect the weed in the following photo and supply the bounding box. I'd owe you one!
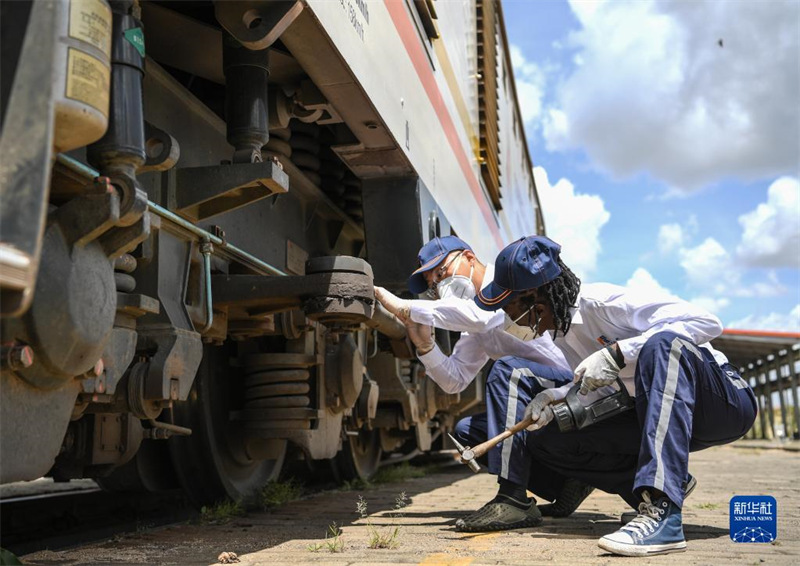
[340,477,374,491]
[696,502,721,510]
[371,462,428,484]
[260,478,304,510]
[357,492,408,550]
[200,500,245,524]
[308,522,344,553]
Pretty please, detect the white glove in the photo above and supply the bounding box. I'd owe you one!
[405,320,435,355]
[524,389,558,431]
[374,286,411,322]
[574,348,621,395]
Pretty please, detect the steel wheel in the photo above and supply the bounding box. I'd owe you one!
[331,427,382,482]
[170,344,286,507]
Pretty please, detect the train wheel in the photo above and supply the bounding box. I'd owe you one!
[170,344,286,507]
[332,427,382,482]
[96,440,180,493]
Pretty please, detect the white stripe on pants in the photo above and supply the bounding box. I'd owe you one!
[653,337,702,491]
[500,368,527,480]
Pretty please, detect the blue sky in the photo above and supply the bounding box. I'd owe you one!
[503,0,800,331]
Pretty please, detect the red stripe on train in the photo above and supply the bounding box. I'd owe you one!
[383,0,504,250]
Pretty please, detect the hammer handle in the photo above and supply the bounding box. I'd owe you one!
[469,415,534,460]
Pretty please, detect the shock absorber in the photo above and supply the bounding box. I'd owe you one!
[223,34,270,164]
[86,0,147,226]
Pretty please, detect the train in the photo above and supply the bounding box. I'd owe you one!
[0,0,545,506]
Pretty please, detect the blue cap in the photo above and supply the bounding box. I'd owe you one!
[474,235,562,310]
[407,236,472,294]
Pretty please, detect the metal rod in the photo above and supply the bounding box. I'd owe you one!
[148,418,192,436]
[199,236,214,333]
[55,153,286,277]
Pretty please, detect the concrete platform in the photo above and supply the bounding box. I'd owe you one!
[22,443,800,565]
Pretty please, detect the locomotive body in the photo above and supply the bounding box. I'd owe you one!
[0,0,543,505]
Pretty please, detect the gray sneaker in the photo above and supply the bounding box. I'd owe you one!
[620,474,697,524]
[455,494,543,532]
[539,478,595,518]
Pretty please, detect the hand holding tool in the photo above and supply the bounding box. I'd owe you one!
[448,413,534,472]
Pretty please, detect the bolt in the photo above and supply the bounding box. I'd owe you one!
[2,343,34,371]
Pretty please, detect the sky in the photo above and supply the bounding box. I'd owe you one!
[503,0,800,332]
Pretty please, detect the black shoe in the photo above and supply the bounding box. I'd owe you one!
[539,478,595,518]
[454,494,543,532]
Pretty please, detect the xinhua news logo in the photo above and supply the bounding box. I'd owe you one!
[730,495,777,543]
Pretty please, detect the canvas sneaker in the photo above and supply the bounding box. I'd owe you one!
[620,473,696,524]
[599,491,686,556]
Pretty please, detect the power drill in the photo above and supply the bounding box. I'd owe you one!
[552,377,634,432]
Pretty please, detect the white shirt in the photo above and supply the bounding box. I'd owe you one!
[550,282,728,396]
[408,264,570,394]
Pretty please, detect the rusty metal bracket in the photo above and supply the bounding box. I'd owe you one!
[169,160,289,222]
[213,0,304,51]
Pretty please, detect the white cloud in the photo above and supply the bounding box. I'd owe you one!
[509,45,546,125]
[689,296,730,316]
[543,0,799,190]
[533,166,610,279]
[727,304,800,332]
[679,237,735,295]
[678,238,789,299]
[736,176,800,268]
[658,223,685,254]
[626,267,672,296]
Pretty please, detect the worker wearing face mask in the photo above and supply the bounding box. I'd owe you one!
[475,235,757,557]
[374,236,594,532]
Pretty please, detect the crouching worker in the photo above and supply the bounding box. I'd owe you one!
[474,235,757,556]
[375,236,593,532]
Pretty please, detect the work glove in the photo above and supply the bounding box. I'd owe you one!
[524,389,560,431]
[374,286,411,322]
[405,320,435,355]
[574,348,622,395]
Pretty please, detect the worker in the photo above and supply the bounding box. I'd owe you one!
[374,235,593,532]
[474,235,757,556]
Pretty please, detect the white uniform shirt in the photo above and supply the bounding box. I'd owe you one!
[408,264,570,394]
[550,282,728,396]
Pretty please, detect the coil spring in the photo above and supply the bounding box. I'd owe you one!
[289,120,321,187]
[114,253,137,293]
[242,353,313,411]
[264,127,292,159]
[342,173,363,221]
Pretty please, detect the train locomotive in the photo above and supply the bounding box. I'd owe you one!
[0,0,545,506]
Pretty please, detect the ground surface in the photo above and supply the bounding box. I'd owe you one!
[21,443,799,566]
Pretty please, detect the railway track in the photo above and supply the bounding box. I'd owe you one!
[0,485,193,556]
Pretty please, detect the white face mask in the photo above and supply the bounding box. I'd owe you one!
[503,305,540,341]
[436,256,475,300]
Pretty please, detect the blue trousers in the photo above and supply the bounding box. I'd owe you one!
[453,356,572,489]
[526,332,757,508]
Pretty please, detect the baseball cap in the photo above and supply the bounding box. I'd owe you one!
[407,236,472,294]
[474,235,562,310]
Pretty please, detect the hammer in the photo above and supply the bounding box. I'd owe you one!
[448,415,534,473]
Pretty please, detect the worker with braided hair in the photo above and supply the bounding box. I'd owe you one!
[374,235,595,532]
[475,235,757,556]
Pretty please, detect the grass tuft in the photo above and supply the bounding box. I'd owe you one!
[370,462,428,484]
[260,478,304,511]
[357,492,408,550]
[308,522,344,553]
[200,500,245,524]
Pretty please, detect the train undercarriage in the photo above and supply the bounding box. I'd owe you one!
[1,0,489,506]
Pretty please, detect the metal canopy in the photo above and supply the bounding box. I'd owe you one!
[711,330,800,368]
